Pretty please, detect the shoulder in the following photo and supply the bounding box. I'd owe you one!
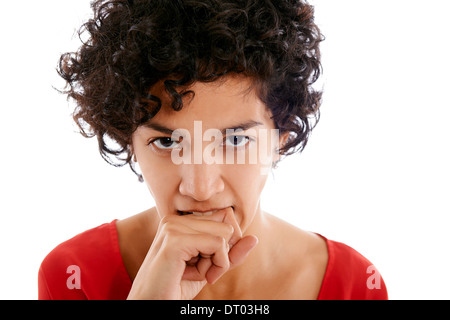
[317,236,388,300]
[38,220,131,300]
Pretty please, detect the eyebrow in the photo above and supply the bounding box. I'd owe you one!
[143,120,264,135]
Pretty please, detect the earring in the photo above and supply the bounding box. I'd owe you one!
[272,160,279,169]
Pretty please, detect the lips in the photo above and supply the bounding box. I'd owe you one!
[177,210,215,216]
[177,207,233,217]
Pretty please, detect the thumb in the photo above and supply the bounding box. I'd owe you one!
[228,235,258,268]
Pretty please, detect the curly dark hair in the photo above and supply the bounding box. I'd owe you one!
[58,0,323,180]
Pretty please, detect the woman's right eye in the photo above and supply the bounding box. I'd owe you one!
[149,137,180,150]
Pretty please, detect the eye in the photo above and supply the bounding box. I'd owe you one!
[223,135,251,147]
[149,137,181,150]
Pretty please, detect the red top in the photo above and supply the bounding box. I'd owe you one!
[38,220,388,300]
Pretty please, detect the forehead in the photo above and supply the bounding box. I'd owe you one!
[146,75,274,130]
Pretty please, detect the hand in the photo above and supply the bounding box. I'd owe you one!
[127,207,258,300]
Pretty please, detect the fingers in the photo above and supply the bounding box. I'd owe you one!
[179,233,230,283]
[157,208,240,250]
[221,207,243,246]
[200,235,259,284]
[182,235,259,284]
[154,208,257,285]
[228,235,259,267]
[182,207,242,246]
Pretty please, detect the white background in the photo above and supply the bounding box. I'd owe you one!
[0,0,449,299]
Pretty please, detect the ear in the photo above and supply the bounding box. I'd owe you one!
[279,132,289,151]
[272,132,289,165]
[129,140,137,162]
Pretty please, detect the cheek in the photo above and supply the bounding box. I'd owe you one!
[143,169,179,218]
[137,154,178,202]
[225,163,269,203]
[224,164,268,229]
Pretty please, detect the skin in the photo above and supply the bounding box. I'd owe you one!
[117,75,328,300]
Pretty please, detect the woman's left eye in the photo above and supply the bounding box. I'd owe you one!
[223,135,251,147]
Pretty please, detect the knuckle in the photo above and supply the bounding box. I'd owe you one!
[163,230,183,248]
[159,216,178,233]
[160,215,174,225]
[215,235,227,248]
[224,223,234,236]
[224,257,231,269]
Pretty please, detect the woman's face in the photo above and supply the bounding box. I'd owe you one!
[132,75,282,233]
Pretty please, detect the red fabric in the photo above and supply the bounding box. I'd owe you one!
[316,235,388,300]
[38,220,131,300]
[38,220,388,300]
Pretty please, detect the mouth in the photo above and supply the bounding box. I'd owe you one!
[177,207,233,217]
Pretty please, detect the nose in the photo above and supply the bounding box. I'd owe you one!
[178,162,225,201]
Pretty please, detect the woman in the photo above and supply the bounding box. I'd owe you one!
[39,0,388,300]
